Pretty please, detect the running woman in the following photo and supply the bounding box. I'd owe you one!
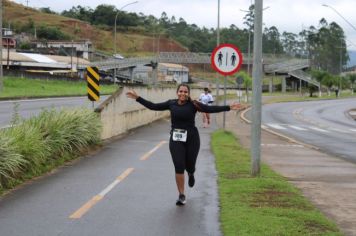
[199,87,214,127]
[126,84,242,206]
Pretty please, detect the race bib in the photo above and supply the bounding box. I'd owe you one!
[172,129,187,142]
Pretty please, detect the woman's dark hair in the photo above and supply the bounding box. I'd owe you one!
[176,83,203,112]
[177,83,190,94]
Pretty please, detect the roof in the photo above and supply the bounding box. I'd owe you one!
[159,63,188,70]
[1,49,90,69]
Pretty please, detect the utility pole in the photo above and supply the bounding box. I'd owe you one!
[215,0,220,101]
[0,0,3,91]
[71,40,74,77]
[6,38,9,69]
[251,0,263,176]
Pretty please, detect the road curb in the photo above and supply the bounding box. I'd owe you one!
[240,107,320,151]
[348,109,356,120]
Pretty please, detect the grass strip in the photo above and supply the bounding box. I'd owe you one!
[0,77,117,98]
[211,130,342,236]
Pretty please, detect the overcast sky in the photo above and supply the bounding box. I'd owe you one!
[11,0,356,50]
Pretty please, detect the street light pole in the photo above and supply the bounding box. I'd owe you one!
[113,1,138,83]
[240,7,252,76]
[114,1,139,55]
[322,3,356,95]
[216,0,220,101]
[322,4,356,32]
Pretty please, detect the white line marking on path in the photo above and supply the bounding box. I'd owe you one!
[140,141,167,161]
[266,123,286,130]
[69,168,134,219]
[328,128,349,133]
[308,126,329,133]
[288,125,308,131]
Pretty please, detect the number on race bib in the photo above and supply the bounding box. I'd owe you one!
[172,129,187,142]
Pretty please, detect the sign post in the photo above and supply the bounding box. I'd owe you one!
[86,66,100,106]
[236,76,244,103]
[211,43,243,129]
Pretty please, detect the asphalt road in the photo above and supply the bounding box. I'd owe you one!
[260,97,356,163]
[0,118,221,236]
[0,96,108,128]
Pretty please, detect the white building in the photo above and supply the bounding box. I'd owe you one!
[33,40,93,60]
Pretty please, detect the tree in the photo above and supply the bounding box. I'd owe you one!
[306,19,349,74]
[281,32,298,56]
[307,83,318,97]
[237,71,252,102]
[61,5,94,23]
[40,7,56,14]
[159,12,169,28]
[347,74,356,94]
[92,4,116,26]
[37,25,70,40]
[311,69,328,96]
[242,4,254,32]
[263,26,283,55]
[322,73,337,96]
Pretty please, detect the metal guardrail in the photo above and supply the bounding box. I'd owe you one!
[91,57,155,70]
[90,52,298,70]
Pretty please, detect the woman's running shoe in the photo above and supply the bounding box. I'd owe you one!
[176,194,186,206]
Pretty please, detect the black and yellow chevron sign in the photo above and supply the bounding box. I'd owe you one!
[86,66,100,101]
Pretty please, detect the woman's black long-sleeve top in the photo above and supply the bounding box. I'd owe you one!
[136,97,230,130]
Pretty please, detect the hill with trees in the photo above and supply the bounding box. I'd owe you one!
[3,0,351,74]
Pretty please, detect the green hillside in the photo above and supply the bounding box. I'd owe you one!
[3,0,187,57]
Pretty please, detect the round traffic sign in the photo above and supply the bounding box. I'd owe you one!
[211,43,243,76]
[236,76,244,84]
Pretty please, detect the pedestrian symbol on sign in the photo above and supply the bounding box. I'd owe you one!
[218,51,223,66]
[231,52,236,66]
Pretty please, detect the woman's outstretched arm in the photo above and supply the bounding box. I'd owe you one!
[196,101,245,113]
[126,90,170,111]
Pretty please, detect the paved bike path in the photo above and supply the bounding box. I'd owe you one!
[0,118,221,236]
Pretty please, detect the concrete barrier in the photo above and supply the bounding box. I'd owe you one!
[95,85,236,140]
[95,86,198,139]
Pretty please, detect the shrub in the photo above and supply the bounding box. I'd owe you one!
[0,134,28,188]
[0,108,102,191]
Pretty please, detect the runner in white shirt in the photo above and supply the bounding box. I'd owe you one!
[199,88,214,127]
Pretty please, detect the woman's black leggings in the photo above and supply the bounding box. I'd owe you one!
[169,128,200,174]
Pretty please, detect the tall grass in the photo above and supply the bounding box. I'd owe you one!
[0,135,28,187]
[0,108,102,189]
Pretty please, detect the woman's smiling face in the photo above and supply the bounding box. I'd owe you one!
[177,85,189,103]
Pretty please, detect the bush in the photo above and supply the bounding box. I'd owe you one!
[4,123,49,174]
[0,135,28,188]
[0,108,102,190]
[37,25,70,40]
